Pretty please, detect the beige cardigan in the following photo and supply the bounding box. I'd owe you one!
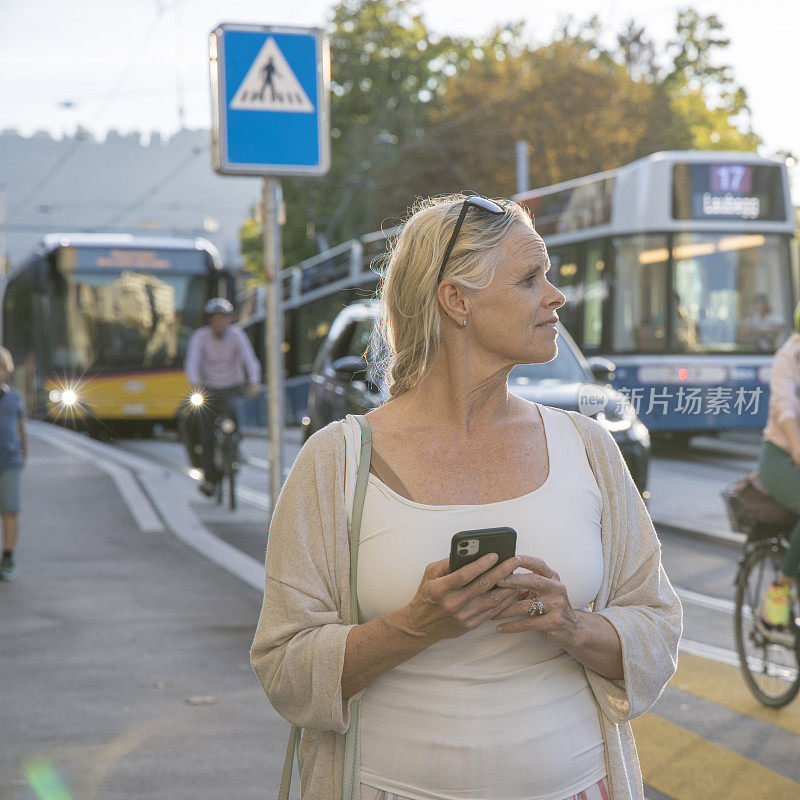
[251,407,682,800]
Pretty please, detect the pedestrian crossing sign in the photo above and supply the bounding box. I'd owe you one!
[210,24,330,176]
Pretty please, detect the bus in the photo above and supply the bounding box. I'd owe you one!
[514,151,797,436]
[2,233,231,435]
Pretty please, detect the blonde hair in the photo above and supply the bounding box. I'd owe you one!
[0,347,13,373]
[374,194,535,397]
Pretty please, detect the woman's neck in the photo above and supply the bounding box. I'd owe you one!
[390,355,516,438]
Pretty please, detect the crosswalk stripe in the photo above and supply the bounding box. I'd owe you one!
[632,714,800,800]
[671,652,800,737]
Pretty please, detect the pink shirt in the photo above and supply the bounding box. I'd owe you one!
[763,333,800,453]
[184,326,261,389]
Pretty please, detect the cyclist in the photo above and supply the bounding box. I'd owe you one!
[757,300,800,625]
[185,298,261,496]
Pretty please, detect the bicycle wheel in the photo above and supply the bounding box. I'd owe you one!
[227,436,237,511]
[734,543,800,707]
[213,427,225,506]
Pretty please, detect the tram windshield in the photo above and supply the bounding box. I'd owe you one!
[613,232,791,354]
[42,268,208,373]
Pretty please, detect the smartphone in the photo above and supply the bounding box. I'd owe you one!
[449,527,517,573]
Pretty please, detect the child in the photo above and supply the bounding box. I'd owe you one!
[0,347,26,581]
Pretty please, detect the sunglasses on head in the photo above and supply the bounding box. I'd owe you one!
[437,195,506,284]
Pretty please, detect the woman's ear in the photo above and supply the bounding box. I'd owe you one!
[437,280,470,327]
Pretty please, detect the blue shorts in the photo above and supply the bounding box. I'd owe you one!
[0,466,22,514]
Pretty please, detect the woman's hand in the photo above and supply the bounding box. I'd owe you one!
[399,553,522,644]
[492,555,580,649]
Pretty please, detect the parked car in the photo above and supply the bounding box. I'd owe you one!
[302,300,650,495]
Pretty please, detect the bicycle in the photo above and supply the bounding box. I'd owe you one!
[212,410,240,511]
[178,390,241,511]
[723,472,800,707]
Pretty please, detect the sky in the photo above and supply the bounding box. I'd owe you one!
[0,0,797,182]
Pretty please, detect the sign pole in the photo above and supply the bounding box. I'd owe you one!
[262,176,284,518]
[210,23,328,515]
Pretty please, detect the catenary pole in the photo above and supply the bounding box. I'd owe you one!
[262,176,284,519]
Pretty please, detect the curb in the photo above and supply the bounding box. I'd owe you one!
[652,519,745,550]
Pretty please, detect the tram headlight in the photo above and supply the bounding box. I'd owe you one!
[61,389,78,406]
[220,418,236,435]
[190,392,204,407]
[50,388,79,406]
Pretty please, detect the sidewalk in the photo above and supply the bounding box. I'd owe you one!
[0,427,297,800]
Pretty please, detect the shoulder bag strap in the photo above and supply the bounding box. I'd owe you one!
[342,415,372,800]
[277,416,372,800]
[278,724,301,800]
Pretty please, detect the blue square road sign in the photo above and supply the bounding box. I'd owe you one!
[210,24,330,176]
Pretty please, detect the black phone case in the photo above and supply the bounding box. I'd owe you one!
[448,527,517,573]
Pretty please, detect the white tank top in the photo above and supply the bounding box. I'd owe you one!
[342,405,606,800]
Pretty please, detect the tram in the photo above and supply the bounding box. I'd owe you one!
[514,151,797,435]
[2,233,231,435]
[241,151,796,434]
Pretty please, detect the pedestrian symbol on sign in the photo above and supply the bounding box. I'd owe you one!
[230,37,314,112]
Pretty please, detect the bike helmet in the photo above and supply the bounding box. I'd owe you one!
[204,297,234,315]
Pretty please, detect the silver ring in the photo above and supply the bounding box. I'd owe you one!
[528,598,546,617]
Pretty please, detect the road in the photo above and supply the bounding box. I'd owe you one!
[2,423,798,799]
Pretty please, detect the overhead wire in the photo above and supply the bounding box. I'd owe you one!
[100,144,208,227]
[7,3,171,221]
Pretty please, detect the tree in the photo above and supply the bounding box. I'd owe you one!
[616,19,659,82]
[663,9,759,150]
[239,4,764,280]
[368,33,690,215]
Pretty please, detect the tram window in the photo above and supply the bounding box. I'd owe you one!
[612,235,669,353]
[673,232,790,353]
[583,242,607,350]
[550,246,581,339]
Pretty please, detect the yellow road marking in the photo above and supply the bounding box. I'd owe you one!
[671,652,800,737]
[633,714,800,800]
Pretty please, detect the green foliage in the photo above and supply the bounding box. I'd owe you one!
[662,8,759,150]
[239,2,765,278]
[238,215,264,284]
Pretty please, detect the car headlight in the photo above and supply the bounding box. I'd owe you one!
[190,392,204,407]
[594,412,632,433]
[633,420,650,445]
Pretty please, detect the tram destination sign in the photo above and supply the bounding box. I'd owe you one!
[672,162,785,222]
[209,24,330,176]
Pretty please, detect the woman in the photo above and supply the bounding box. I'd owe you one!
[757,302,800,626]
[251,195,682,800]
